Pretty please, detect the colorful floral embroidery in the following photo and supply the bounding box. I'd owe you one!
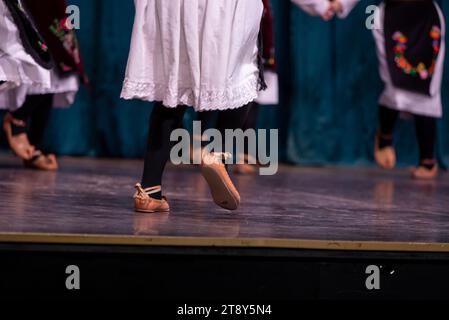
[49,18,82,65]
[38,40,48,52]
[9,0,51,64]
[393,26,441,80]
[60,62,73,72]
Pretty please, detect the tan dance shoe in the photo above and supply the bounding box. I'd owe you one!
[24,151,59,171]
[134,184,170,213]
[201,152,241,210]
[412,162,438,180]
[374,132,396,170]
[3,113,35,160]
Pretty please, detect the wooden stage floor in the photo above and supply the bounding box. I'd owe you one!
[0,154,448,252]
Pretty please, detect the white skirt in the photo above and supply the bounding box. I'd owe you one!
[121,0,264,112]
[0,0,79,111]
[373,2,445,118]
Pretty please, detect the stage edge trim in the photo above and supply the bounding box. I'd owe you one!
[0,233,449,252]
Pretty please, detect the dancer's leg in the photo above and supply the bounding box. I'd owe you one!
[378,105,399,149]
[28,94,53,151]
[414,115,437,167]
[242,102,259,132]
[234,102,259,174]
[200,103,251,210]
[412,114,438,179]
[141,102,187,199]
[10,95,42,136]
[375,105,399,169]
[2,95,40,160]
[216,103,252,144]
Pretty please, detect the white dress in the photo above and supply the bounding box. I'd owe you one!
[0,0,79,111]
[121,0,264,112]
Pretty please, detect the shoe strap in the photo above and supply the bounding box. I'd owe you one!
[421,159,437,165]
[31,150,43,161]
[420,160,437,170]
[214,152,232,160]
[134,183,162,199]
[6,113,27,128]
[203,152,233,165]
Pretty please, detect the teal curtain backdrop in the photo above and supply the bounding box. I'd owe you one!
[1,0,448,166]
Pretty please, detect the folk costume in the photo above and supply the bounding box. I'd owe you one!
[338,0,445,179]
[122,0,265,212]
[0,0,86,170]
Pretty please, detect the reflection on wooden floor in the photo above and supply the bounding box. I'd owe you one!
[0,154,448,251]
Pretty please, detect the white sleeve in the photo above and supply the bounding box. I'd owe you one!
[290,0,330,17]
[336,0,360,18]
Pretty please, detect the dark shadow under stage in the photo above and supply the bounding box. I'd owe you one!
[1,154,449,301]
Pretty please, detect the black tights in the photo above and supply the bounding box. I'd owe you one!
[198,102,259,131]
[11,94,53,151]
[141,102,251,195]
[242,102,259,132]
[198,102,259,155]
[378,105,436,165]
